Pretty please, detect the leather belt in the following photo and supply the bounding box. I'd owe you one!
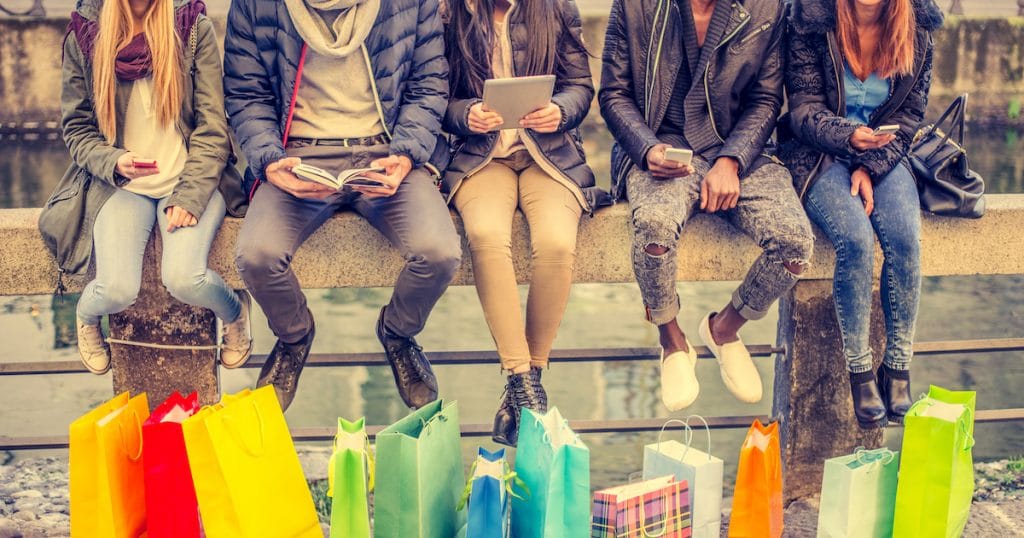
[286,134,389,148]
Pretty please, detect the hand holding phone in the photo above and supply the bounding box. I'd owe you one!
[663,148,694,167]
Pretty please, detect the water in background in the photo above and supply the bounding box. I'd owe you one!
[1,121,1022,492]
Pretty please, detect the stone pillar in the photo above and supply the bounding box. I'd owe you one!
[773,279,886,503]
[108,232,220,409]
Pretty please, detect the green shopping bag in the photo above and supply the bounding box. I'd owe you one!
[892,385,976,538]
[328,417,373,538]
[373,400,466,538]
[511,407,590,538]
[816,447,899,538]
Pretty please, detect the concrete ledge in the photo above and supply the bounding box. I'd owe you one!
[1,194,1023,296]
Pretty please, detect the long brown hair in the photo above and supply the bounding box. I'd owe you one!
[836,0,915,80]
[92,0,182,143]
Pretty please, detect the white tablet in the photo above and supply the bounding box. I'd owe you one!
[482,75,557,130]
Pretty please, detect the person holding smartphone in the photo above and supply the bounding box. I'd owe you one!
[599,0,814,411]
[44,0,253,375]
[440,0,609,445]
[779,0,943,428]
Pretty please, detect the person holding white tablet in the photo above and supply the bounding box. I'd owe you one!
[440,0,610,446]
[780,0,942,428]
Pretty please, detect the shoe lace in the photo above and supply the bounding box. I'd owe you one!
[270,344,302,386]
[389,339,425,386]
[79,325,106,351]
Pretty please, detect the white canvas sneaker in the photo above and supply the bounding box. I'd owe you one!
[77,320,111,374]
[221,290,253,369]
[699,312,763,403]
[660,342,700,411]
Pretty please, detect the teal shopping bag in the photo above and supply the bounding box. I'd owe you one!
[511,407,590,538]
[373,400,466,538]
[816,447,899,538]
[328,417,373,538]
[892,386,976,538]
[643,416,724,538]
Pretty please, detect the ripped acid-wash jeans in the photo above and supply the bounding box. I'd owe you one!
[626,160,814,325]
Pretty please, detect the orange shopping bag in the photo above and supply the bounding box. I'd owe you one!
[70,392,129,537]
[70,392,150,538]
[727,420,782,538]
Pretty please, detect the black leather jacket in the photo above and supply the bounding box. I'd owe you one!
[778,0,943,198]
[598,0,788,200]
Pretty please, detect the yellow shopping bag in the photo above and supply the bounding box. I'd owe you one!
[95,393,150,538]
[70,392,129,537]
[184,387,320,538]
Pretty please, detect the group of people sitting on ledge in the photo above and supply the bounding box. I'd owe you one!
[44,0,942,445]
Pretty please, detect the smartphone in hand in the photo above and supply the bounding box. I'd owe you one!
[133,158,158,169]
[664,148,694,167]
[871,125,899,136]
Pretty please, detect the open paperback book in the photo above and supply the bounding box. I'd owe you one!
[292,163,386,191]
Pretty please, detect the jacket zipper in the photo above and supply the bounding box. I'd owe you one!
[449,4,591,213]
[799,33,845,200]
[644,0,671,120]
[737,22,771,46]
[703,11,751,142]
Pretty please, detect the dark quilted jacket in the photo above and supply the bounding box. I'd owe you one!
[778,0,942,198]
[599,0,788,200]
[440,0,609,212]
[223,0,448,195]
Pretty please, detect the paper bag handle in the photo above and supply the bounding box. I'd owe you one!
[638,487,675,537]
[854,446,895,466]
[657,415,712,462]
[223,400,267,457]
[118,409,144,462]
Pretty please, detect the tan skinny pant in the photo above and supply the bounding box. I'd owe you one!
[453,151,583,372]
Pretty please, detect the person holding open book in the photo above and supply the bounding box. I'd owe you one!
[440,0,610,446]
[225,0,460,411]
[44,0,252,375]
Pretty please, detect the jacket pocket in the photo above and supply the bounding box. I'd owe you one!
[730,22,772,53]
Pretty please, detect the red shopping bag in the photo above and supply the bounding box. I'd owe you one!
[143,392,201,538]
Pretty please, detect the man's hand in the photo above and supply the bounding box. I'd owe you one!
[165,206,198,233]
[520,102,562,133]
[701,157,741,213]
[645,143,694,179]
[468,102,504,133]
[354,155,413,199]
[115,152,160,180]
[851,167,875,216]
[850,126,896,151]
[265,157,336,200]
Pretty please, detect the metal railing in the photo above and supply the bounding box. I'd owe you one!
[3,338,1023,451]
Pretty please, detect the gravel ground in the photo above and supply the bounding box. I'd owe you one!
[0,453,1020,537]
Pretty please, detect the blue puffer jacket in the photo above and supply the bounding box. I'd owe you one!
[223,0,448,196]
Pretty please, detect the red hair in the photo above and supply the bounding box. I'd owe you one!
[837,0,916,79]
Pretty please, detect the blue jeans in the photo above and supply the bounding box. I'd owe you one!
[77,189,241,325]
[805,162,921,373]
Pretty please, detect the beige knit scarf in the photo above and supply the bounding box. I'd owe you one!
[285,0,380,58]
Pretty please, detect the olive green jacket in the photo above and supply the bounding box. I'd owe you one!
[39,2,246,278]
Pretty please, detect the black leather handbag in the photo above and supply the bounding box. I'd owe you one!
[910,94,986,218]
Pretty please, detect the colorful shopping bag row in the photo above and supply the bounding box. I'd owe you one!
[70,386,321,538]
[816,384,976,538]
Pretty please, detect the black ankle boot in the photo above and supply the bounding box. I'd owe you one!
[878,365,912,424]
[492,367,549,447]
[849,370,887,429]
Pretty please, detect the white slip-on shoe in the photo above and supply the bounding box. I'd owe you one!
[221,290,253,369]
[699,312,763,403]
[660,342,700,411]
[77,320,111,374]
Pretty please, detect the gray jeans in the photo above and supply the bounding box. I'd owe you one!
[235,143,461,343]
[627,160,813,325]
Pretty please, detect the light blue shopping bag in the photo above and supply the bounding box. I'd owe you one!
[817,447,899,538]
[460,447,520,538]
[643,416,724,538]
[511,407,590,538]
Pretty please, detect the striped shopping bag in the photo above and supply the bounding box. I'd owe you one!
[591,475,692,537]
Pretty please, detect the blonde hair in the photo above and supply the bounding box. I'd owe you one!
[837,0,916,80]
[92,0,182,143]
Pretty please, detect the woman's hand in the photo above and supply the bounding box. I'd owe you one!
[520,102,562,133]
[115,153,160,180]
[165,206,198,232]
[468,102,504,133]
[851,167,874,216]
[850,126,896,152]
